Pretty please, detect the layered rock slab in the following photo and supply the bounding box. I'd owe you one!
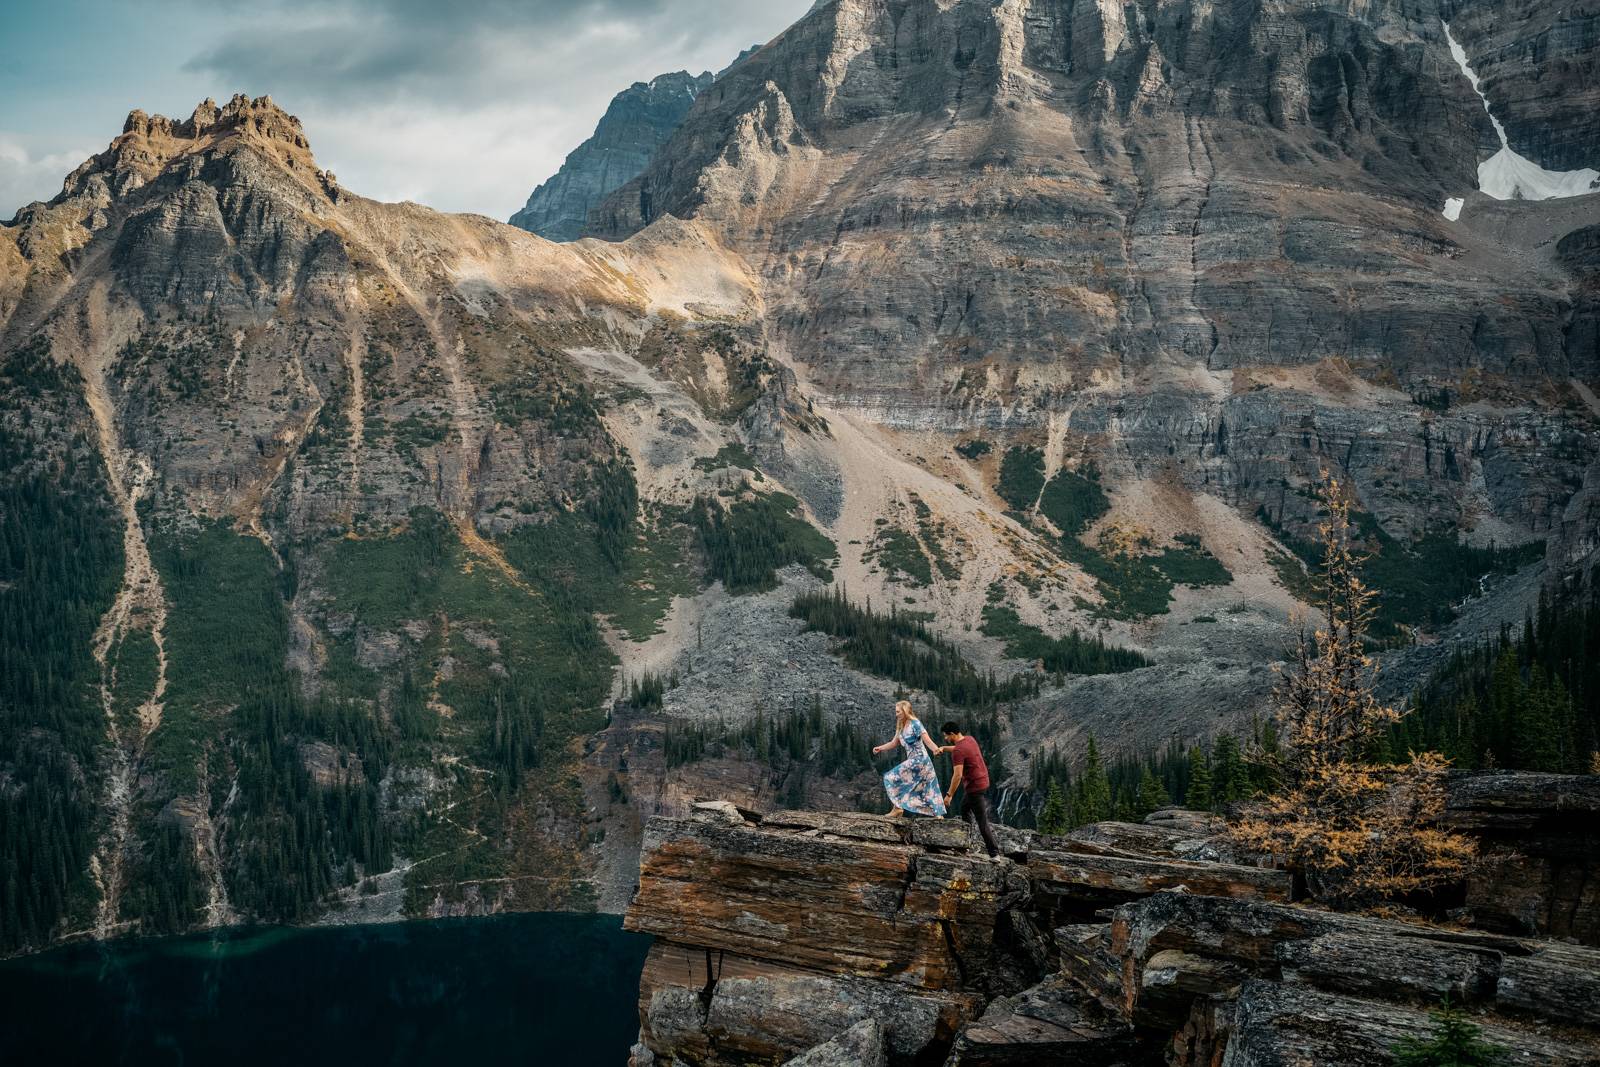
[627,813,1023,990]
[1443,772,1600,944]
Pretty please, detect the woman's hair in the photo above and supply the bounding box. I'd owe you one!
[895,700,914,725]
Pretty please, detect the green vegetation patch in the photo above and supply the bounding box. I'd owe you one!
[866,525,932,587]
[1395,581,1598,773]
[152,521,394,926]
[148,526,294,795]
[955,439,993,460]
[109,629,161,730]
[1261,507,1543,636]
[1152,535,1233,588]
[502,508,696,642]
[0,406,125,953]
[693,442,760,475]
[1060,534,1233,621]
[979,604,1149,675]
[1038,464,1109,537]
[996,446,1045,511]
[693,492,836,594]
[791,587,1039,709]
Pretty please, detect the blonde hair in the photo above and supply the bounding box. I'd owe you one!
[894,700,915,731]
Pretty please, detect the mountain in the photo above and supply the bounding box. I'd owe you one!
[583,0,1600,744]
[2,0,1598,954]
[0,93,765,951]
[509,71,715,241]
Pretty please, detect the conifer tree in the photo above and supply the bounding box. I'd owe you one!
[1392,1000,1509,1067]
[1038,780,1069,835]
[1073,736,1112,827]
[1185,747,1213,811]
[1211,734,1251,807]
[1135,766,1171,817]
[1231,475,1476,908]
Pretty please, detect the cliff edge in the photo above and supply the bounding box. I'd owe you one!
[624,774,1600,1065]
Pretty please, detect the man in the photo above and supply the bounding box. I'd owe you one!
[939,722,1001,859]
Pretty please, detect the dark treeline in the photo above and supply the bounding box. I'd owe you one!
[980,604,1149,675]
[0,401,125,953]
[792,587,1041,709]
[152,524,398,928]
[1028,722,1281,832]
[1260,505,1544,637]
[1393,578,1599,772]
[692,491,835,594]
[664,697,873,779]
[583,459,639,570]
[664,698,875,808]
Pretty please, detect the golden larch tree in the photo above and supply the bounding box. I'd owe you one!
[1231,476,1476,908]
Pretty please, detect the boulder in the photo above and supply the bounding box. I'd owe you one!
[1444,772,1600,945]
[783,1019,887,1067]
[626,815,1023,990]
[1194,980,1600,1067]
[942,976,1147,1066]
[636,941,980,1066]
[1028,849,1290,917]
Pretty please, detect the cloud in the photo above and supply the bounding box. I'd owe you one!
[0,136,93,221]
[176,0,811,217]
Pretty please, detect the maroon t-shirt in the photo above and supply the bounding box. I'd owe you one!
[949,736,990,793]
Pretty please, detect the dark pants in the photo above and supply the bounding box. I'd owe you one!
[962,788,1001,857]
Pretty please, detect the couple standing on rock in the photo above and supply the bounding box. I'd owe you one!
[872,700,1002,859]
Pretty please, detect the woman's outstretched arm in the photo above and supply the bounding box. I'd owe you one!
[919,726,942,757]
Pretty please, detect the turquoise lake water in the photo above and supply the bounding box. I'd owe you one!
[0,912,651,1066]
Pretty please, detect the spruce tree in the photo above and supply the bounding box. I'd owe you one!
[1073,736,1112,826]
[1392,1000,1509,1066]
[1211,734,1250,807]
[1135,766,1171,818]
[1038,780,1069,835]
[1511,668,1563,772]
[1186,747,1213,811]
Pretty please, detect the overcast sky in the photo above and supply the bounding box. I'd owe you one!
[0,0,812,222]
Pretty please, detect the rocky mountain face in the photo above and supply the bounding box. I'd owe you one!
[0,93,771,950]
[592,0,1599,551]
[510,71,716,241]
[580,0,1600,770]
[626,777,1600,1066]
[1446,0,1600,173]
[1,0,1598,954]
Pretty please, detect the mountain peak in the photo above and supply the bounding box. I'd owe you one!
[509,69,716,241]
[51,94,323,213]
[4,92,333,264]
[118,93,310,154]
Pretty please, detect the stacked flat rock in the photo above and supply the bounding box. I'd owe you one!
[627,781,1600,1067]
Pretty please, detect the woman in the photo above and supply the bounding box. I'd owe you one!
[872,700,947,818]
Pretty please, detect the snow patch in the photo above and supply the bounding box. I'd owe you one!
[1441,21,1599,219]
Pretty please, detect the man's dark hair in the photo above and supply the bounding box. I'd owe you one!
[941,721,962,736]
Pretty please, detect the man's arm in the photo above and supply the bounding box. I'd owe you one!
[945,764,963,804]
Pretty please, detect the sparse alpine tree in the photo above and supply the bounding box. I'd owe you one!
[1231,475,1476,909]
[1073,736,1112,827]
[1185,746,1213,811]
[1392,999,1509,1067]
[1135,766,1171,817]
[1037,780,1069,835]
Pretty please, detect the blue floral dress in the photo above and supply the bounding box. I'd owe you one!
[882,719,947,817]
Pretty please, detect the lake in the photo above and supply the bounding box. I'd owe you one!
[0,913,651,1066]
